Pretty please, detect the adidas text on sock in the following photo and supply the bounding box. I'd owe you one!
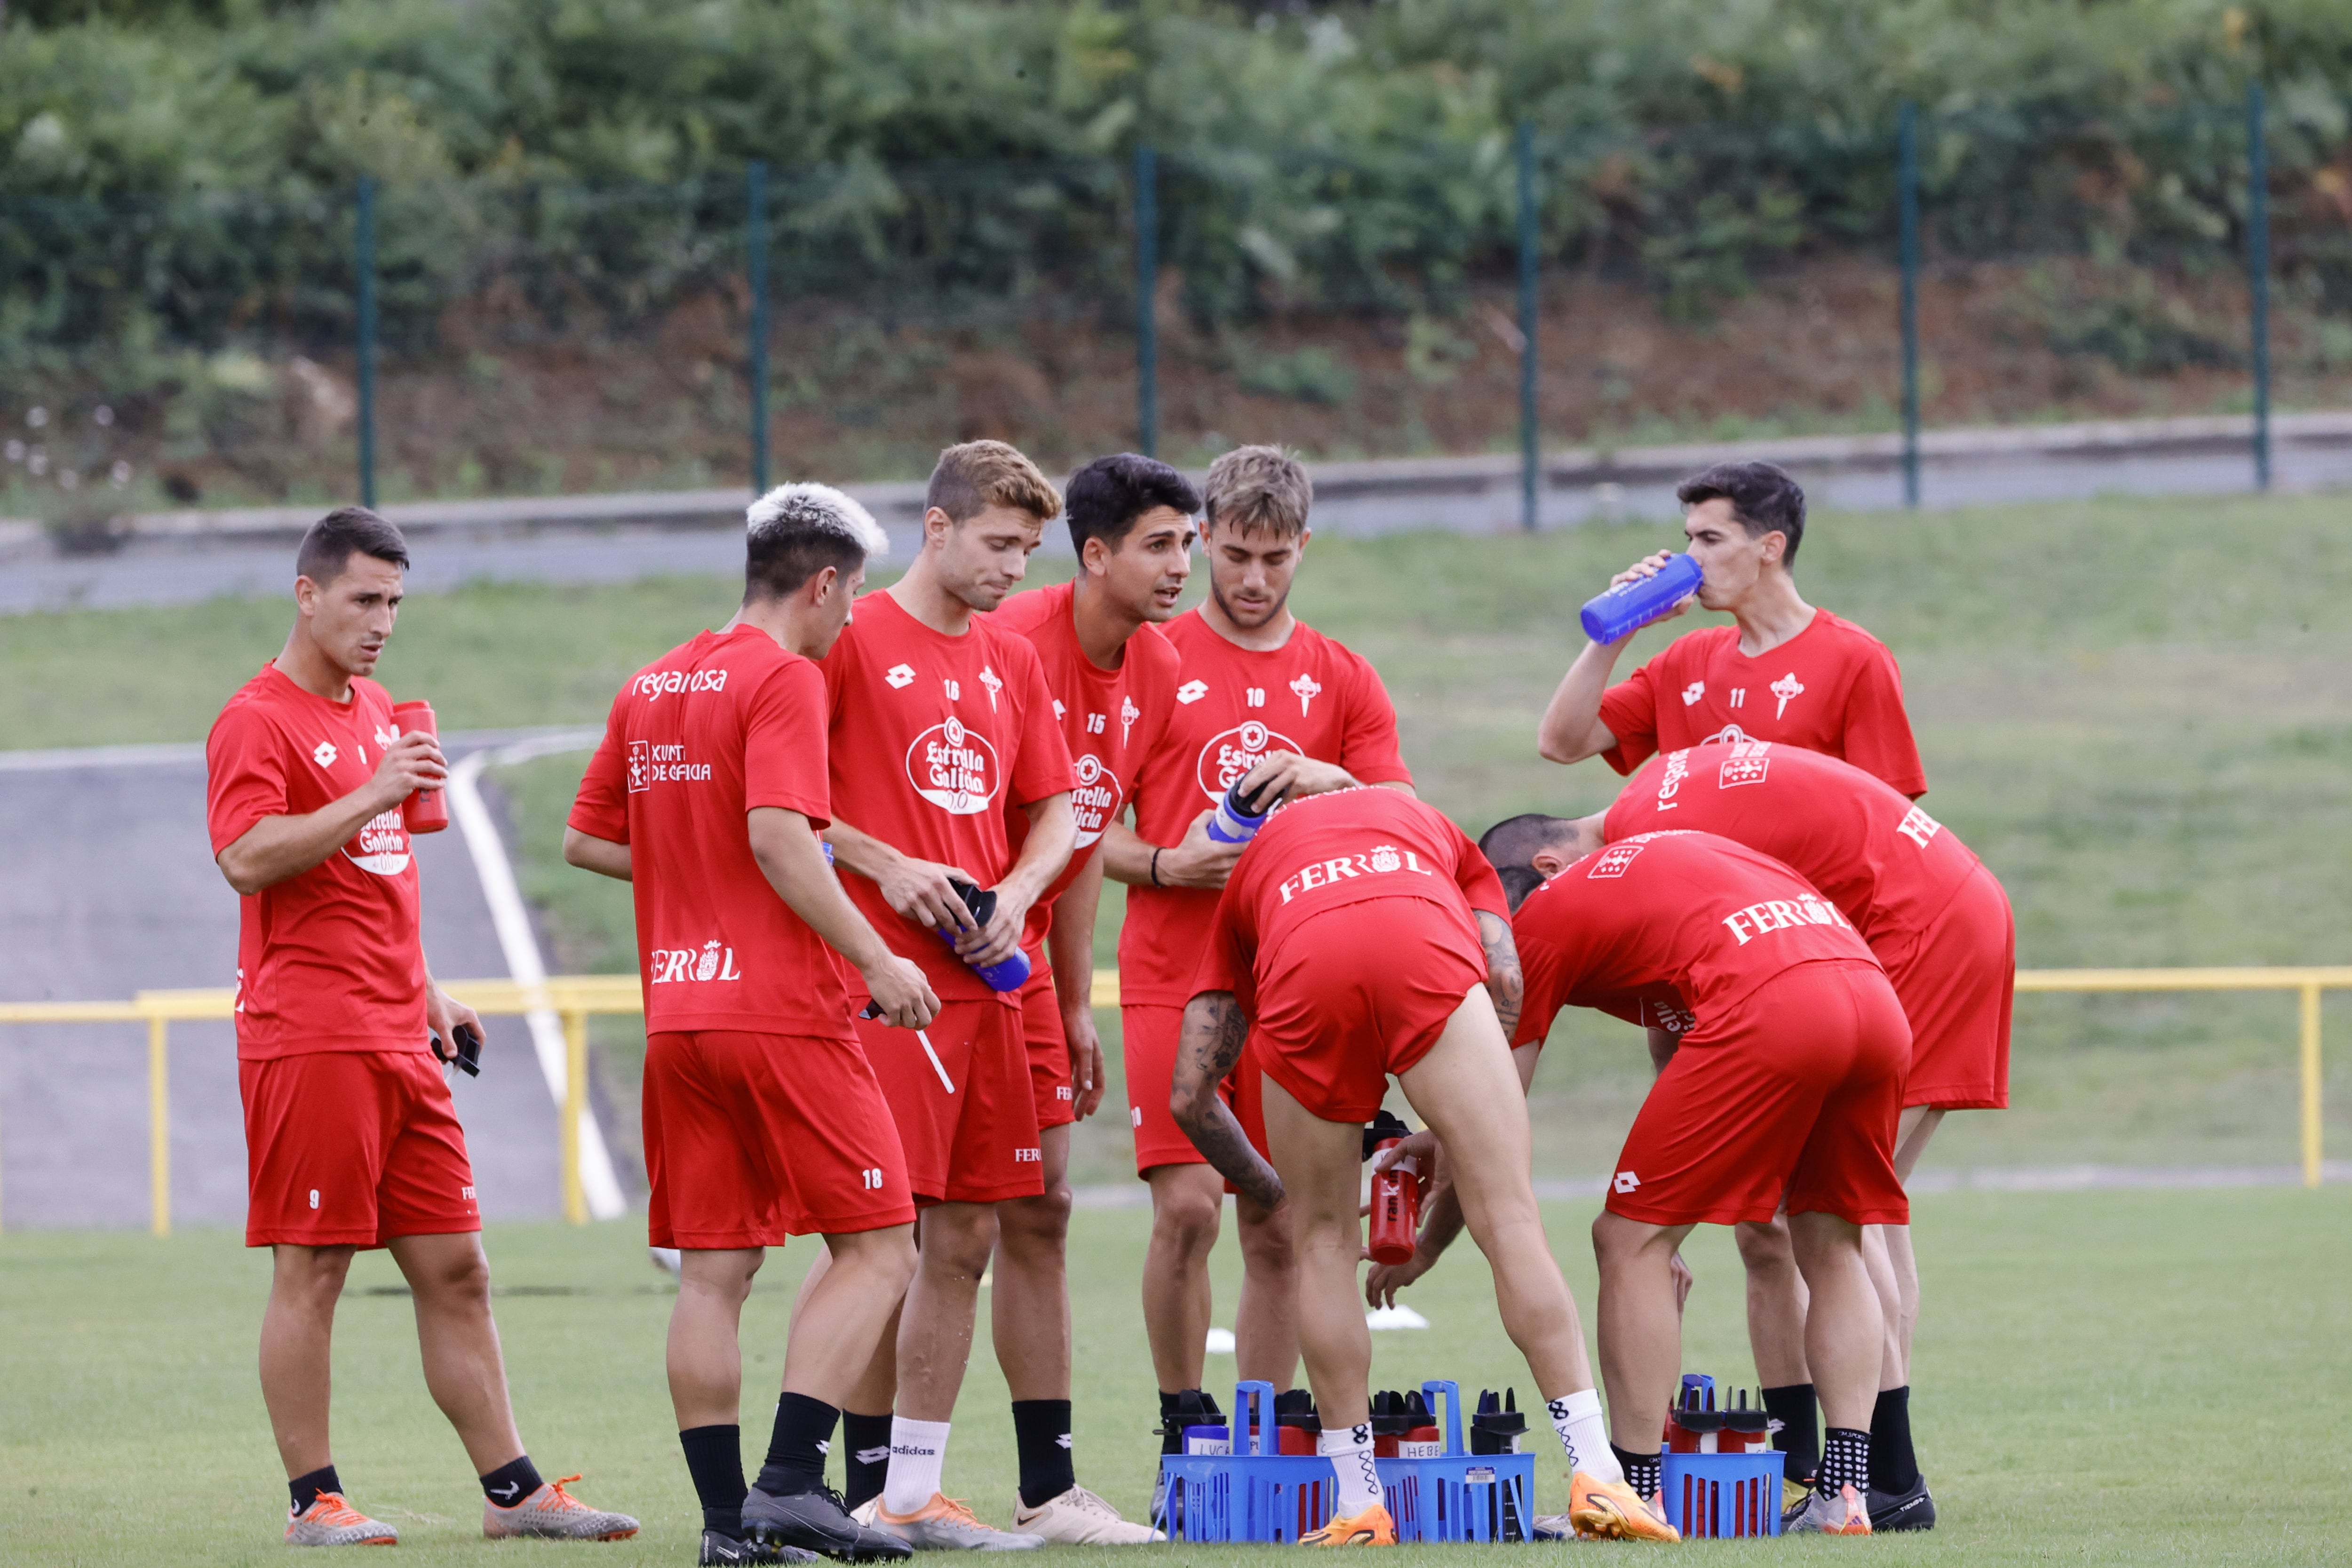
[882,1417,950,1516]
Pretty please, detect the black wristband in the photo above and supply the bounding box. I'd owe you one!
[1151,848,1163,887]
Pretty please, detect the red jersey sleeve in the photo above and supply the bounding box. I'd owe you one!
[1597,656,1664,776]
[566,694,631,843]
[1340,658,1413,787]
[1510,914,1567,1050]
[1190,880,1258,1018]
[743,658,834,826]
[1450,827,1510,920]
[206,702,291,854]
[1837,642,1929,798]
[1004,641,1076,807]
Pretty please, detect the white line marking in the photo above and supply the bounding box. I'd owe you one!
[916,1029,956,1095]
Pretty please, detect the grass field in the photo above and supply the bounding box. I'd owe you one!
[5,1189,2349,1565]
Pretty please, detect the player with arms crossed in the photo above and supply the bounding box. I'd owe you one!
[1101,445,1414,1443]
[812,442,1077,1550]
[207,508,636,1547]
[1170,789,1673,1545]
[564,486,933,1566]
[976,453,1197,1542]
[1536,462,1925,798]
[1473,740,2013,1530]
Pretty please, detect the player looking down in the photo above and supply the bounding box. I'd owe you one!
[1485,827,1908,1536]
[1170,788,1675,1545]
[207,507,637,1547]
[1536,462,1926,798]
[1479,740,2015,1529]
[975,453,1196,1542]
[564,485,930,1565]
[809,441,1077,1550]
[1100,445,1413,1442]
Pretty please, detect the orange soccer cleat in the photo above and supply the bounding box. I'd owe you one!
[1566,1472,1680,1542]
[1300,1502,1397,1546]
[286,1491,399,1547]
[482,1474,640,1540]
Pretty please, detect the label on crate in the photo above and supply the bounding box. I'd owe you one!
[1399,1441,1444,1459]
[1465,1467,1496,1484]
[1185,1436,1232,1456]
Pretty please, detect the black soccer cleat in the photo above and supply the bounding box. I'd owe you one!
[740,1487,912,1562]
[1867,1474,1937,1532]
[702,1527,820,1565]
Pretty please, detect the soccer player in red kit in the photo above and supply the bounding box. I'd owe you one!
[564,485,932,1565]
[207,508,636,1548]
[812,442,1077,1550]
[973,454,1194,1543]
[1537,462,1927,798]
[1100,445,1414,1436]
[1170,789,1673,1545]
[1498,828,1907,1536]
[1479,740,2013,1531]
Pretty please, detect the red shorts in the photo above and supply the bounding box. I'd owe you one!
[1608,961,1911,1228]
[1017,969,1077,1131]
[1250,899,1485,1123]
[1882,862,2015,1111]
[240,1049,479,1248]
[854,999,1043,1205]
[1121,1003,1270,1178]
[644,1030,914,1248]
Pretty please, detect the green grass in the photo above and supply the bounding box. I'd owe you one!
[4,1190,2349,1564]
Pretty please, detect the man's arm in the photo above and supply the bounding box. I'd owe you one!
[749,808,938,1028]
[423,962,486,1064]
[1535,550,1686,764]
[964,792,1075,969]
[1240,749,1415,803]
[1648,1025,1680,1077]
[1101,810,1244,890]
[216,732,445,896]
[1474,910,1523,1040]
[562,828,631,881]
[1171,991,1282,1210]
[823,817,978,937]
[1045,851,1109,1119]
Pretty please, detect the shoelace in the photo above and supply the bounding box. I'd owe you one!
[306,1492,373,1528]
[928,1496,985,1528]
[540,1475,588,1511]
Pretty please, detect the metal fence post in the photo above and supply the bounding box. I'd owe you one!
[355,177,378,510]
[2247,82,2272,492]
[1898,102,1921,510]
[1516,121,1540,533]
[747,160,772,496]
[147,1015,170,1238]
[1135,144,1159,459]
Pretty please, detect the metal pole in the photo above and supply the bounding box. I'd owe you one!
[1516,121,1541,533]
[562,1011,588,1225]
[2247,82,2272,492]
[747,160,771,496]
[1135,143,1159,458]
[1899,102,1921,510]
[355,177,378,510]
[148,1015,170,1238]
[2301,983,2322,1188]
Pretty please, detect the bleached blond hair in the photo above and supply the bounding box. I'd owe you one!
[743,482,888,600]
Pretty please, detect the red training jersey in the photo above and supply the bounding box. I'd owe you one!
[1603,740,1980,952]
[1510,829,1880,1048]
[568,626,856,1038]
[984,580,1180,974]
[1120,611,1413,1005]
[205,665,427,1060]
[1192,789,1508,1014]
[1597,609,1926,796]
[819,591,1074,1001]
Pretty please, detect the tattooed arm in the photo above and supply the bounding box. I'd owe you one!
[1475,910,1523,1039]
[1170,991,1285,1211]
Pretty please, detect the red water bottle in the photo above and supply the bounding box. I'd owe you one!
[1367,1135,1419,1266]
[390,700,450,834]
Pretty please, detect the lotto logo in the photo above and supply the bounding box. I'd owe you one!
[885,663,917,690]
[1613,1171,1641,1194]
[1176,679,1208,705]
[1587,843,1645,879]
[312,740,339,767]
[1680,680,1705,707]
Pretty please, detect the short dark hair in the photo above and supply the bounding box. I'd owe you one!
[1478,812,1579,911]
[744,483,889,601]
[1064,453,1201,556]
[1676,461,1807,567]
[296,506,408,585]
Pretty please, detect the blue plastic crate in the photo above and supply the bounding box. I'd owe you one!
[1378,1381,1535,1544]
[1660,1449,1785,1539]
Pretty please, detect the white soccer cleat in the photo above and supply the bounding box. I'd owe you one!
[1010,1484,1165,1544]
[285,1492,398,1547]
[482,1474,640,1540]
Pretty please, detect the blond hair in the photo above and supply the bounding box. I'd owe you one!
[1203,444,1311,537]
[925,440,1062,525]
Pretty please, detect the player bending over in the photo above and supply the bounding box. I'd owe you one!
[565,486,934,1564]
[209,507,636,1546]
[1169,788,1675,1545]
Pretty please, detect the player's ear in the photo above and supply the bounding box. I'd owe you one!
[922,505,956,548]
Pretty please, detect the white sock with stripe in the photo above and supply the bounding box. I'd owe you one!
[1549,1390,1623,1483]
[1319,1423,1383,1516]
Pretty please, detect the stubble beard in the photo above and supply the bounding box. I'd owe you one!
[1212,578,1288,631]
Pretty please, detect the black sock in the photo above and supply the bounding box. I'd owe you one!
[842,1411,894,1511]
[1868,1387,1918,1495]
[1158,1390,1184,1456]
[1611,1444,1660,1500]
[753,1393,840,1498]
[1762,1383,1820,1484]
[480,1455,543,1507]
[1012,1400,1077,1510]
[290,1465,342,1513]
[1820,1427,1871,1498]
[680,1425,749,1536]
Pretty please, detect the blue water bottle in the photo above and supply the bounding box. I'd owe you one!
[1579,553,1704,643]
[939,880,1031,991]
[1205,774,1284,845]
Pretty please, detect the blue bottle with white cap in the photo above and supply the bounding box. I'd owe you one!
[1579,553,1704,644]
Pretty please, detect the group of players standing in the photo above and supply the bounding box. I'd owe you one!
[206,441,2009,1554]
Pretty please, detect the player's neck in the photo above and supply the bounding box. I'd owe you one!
[272,628,356,705]
[1728,573,1814,658]
[1069,574,1141,671]
[1199,591,1295,653]
[722,599,805,657]
[886,556,975,637]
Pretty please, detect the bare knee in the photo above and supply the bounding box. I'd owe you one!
[1787,1211,1864,1275]
[918,1207,999,1281]
[998,1182,1074,1258]
[679,1249,765,1307]
[1237,1205,1295,1275]
[272,1246,356,1312]
[1734,1217,1797,1274]
[829,1228,918,1298]
[1150,1179,1223,1261]
[407,1242,493,1309]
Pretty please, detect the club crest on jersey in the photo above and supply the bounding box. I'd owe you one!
[1289,673,1323,716]
[978,663,1004,710]
[1197,719,1303,801]
[1719,740,1772,788]
[374,723,401,751]
[906,713,1000,814]
[343,808,411,876]
[1120,694,1141,744]
[1702,722,1752,746]
[1770,672,1805,717]
[1586,843,1645,879]
[1070,752,1125,849]
[885,663,916,690]
[1176,679,1208,705]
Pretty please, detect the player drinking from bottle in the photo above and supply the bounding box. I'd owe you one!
[1169,788,1674,1545]
[974,453,1196,1542]
[1101,445,1413,1445]
[208,507,637,1548]
[810,442,1077,1550]
[564,485,932,1565]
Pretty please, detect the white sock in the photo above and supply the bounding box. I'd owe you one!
[1549,1390,1622,1484]
[1319,1423,1383,1516]
[882,1417,950,1515]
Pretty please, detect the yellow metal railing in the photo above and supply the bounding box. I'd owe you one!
[0,966,2334,1236]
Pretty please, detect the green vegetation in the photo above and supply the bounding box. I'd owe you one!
[4,1189,2349,1564]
